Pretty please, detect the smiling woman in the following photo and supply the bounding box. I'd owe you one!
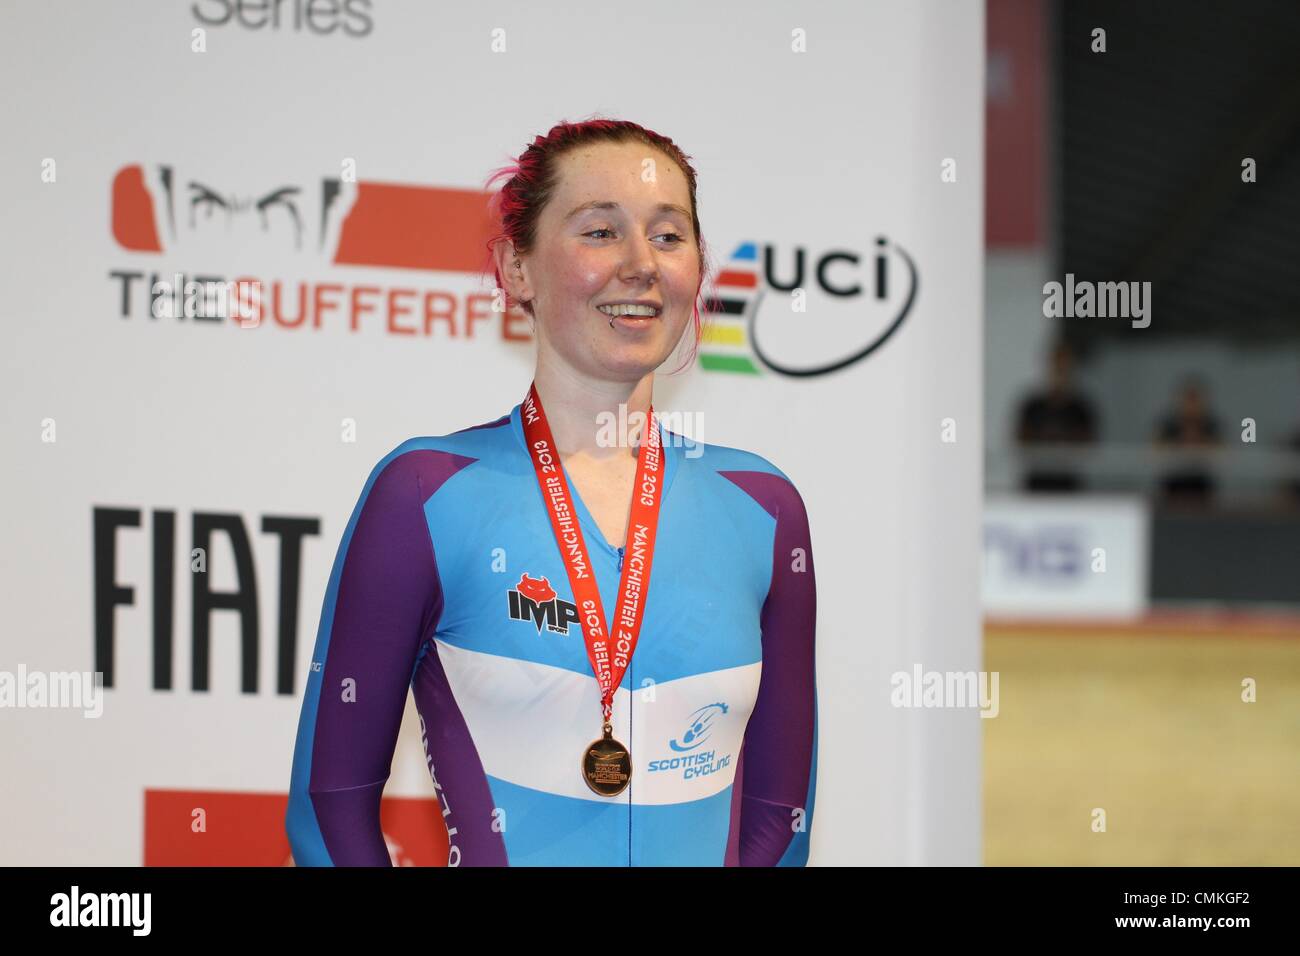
[286,117,820,867]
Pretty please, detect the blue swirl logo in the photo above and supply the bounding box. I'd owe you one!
[669,703,729,752]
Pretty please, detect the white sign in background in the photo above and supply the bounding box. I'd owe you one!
[0,1,982,865]
[983,495,1151,619]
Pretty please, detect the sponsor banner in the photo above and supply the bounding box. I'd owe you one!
[983,495,1150,619]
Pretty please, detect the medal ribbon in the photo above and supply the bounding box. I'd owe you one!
[521,381,664,726]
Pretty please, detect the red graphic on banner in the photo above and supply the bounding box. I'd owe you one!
[108,164,497,272]
[143,789,450,866]
[333,182,497,272]
[111,166,162,252]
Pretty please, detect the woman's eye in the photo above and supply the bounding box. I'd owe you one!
[584,228,685,244]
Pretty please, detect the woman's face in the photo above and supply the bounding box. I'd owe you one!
[515,140,700,383]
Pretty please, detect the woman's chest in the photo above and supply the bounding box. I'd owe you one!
[560,454,639,547]
[429,487,774,682]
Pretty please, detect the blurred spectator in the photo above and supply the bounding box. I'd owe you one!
[1154,376,1221,504]
[1014,340,1098,491]
[1286,424,1300,506]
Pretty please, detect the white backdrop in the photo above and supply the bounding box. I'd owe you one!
[0,0,983,865]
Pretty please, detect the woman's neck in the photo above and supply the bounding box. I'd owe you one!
[531,359,653,460]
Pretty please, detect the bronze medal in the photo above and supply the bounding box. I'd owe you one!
[581,723,631,797]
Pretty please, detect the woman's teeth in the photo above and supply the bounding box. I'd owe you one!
[598,304,659,317]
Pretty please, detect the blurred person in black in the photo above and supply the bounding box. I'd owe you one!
[1154,375,1221,505]
[1014,340,1098,491]
[1286,410,1300,507]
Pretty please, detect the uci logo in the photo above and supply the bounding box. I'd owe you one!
[700,237,918,378]
[507,572,580,635]
[669,702,729,752]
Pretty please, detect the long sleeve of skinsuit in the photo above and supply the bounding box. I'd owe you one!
[724,470,818,866]
[285,448,451,866]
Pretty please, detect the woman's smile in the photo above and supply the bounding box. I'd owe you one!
[599,305,661,331]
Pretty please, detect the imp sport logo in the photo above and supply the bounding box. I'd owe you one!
[699,238,918,377]
[507,573,580,636]
[669,702,730,752]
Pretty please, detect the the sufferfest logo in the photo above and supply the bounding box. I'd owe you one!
[648,702,734,780]
[699,238,918,377]
[108,162,507,335]
[507,573,580,636]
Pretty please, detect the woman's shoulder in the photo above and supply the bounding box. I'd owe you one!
[681,437,811,533]
[669,432,801,490]
[358,412,518,488]
[385,411,516,459]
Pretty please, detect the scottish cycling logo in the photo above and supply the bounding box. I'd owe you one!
[507,573,580,636]
[669,702,729,751]
[648,702,733,780]
[699,237,918,377]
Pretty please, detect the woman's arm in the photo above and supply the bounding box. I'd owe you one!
[285,448,446,866]
[737,473,818,866]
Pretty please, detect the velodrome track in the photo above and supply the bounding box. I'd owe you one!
[984,612,1300,865]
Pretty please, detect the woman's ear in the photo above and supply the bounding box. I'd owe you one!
[494,239,532,309]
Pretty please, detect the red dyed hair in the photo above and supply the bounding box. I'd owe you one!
[480,117,713,375]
